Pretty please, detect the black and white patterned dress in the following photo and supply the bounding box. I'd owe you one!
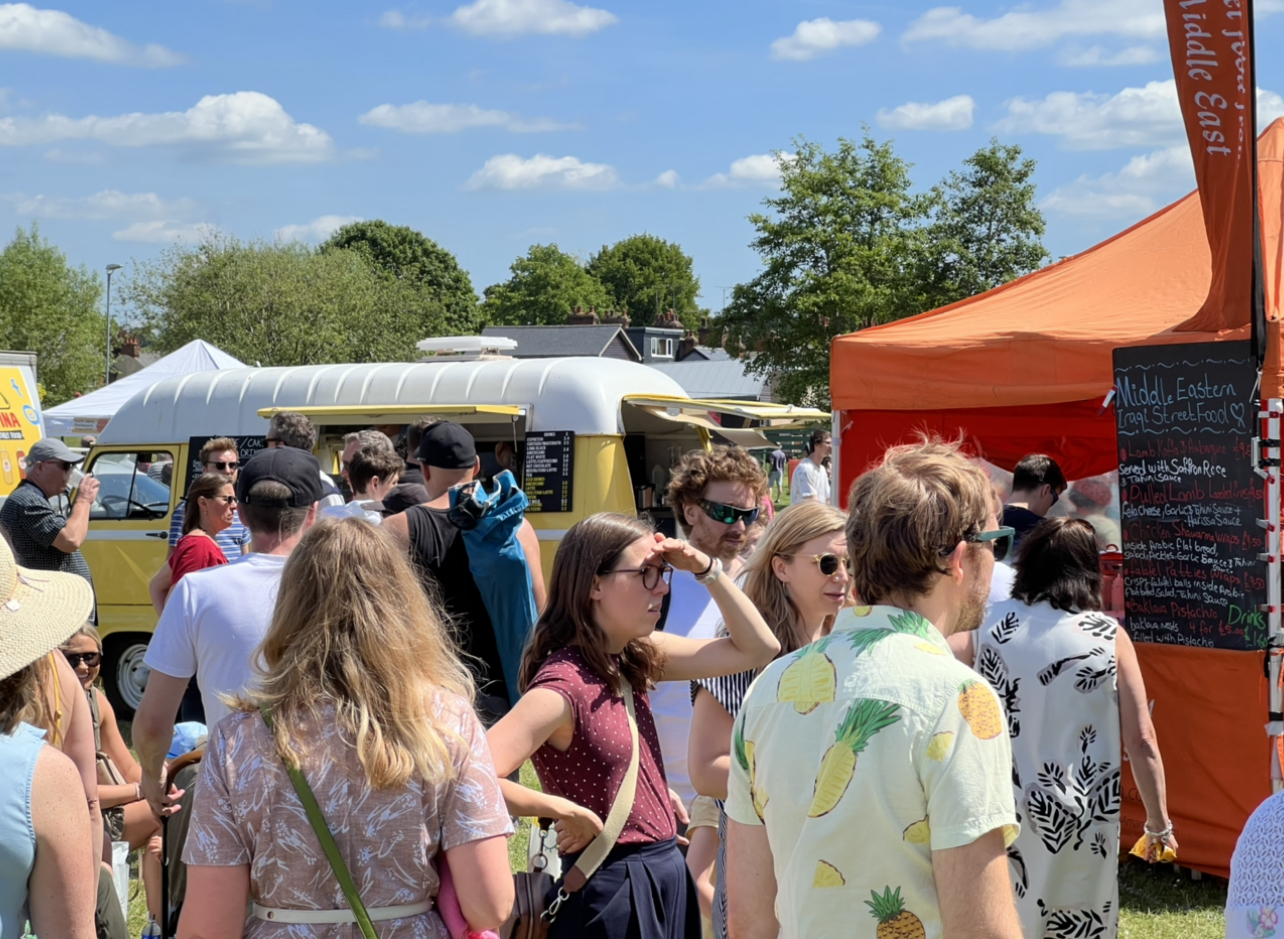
[977,599,1122,939]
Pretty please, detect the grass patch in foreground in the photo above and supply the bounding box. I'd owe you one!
[1119,858,1227,939]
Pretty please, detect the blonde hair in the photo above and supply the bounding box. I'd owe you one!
[741,501,848,656]
[238,518,474,789]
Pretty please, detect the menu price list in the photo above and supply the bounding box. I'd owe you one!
[523,431,574,514]
[1114,342,1268,650]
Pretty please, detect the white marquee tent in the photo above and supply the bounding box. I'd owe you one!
[44,340,246,437]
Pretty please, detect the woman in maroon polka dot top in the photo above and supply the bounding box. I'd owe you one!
[487,513,779,939]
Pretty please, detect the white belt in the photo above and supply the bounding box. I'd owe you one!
[250,900,431,924]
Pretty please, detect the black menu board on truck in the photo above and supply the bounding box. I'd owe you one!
[1113,341,1267,650]
[523,431,574,513]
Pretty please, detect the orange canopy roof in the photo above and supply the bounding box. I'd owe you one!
[832,119,1284,411]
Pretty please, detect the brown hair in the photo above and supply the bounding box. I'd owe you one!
[237,519,473,788]
[846,437,992,605]
[666,447,768,533]
[0,663,39,735]
[1011,517,1102,613]
[268,411,317,451]
[519,513,665,694]
[348,445,402,494]
[182,472,234,536]
[200,437,239,465]
[237,480,310,538]
[740,501,848,656]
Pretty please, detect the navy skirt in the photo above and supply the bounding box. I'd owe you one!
[549,838,702,939]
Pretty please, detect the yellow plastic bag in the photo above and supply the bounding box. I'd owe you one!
[1129,834,1177,864]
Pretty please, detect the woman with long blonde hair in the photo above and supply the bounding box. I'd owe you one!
[686,501,851,939]
[177,518,515,939]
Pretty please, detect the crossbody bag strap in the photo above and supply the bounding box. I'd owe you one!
[259,705,378,939]
[561,681,640,893]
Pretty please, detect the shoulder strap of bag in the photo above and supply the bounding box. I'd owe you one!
[259,705,378,939]
[562,681,640,893]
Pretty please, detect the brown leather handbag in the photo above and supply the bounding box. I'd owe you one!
[500,682,640,939]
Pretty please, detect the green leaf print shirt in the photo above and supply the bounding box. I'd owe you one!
[726,605,1019,939]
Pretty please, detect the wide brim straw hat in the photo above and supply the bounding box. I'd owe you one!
[0,537,94,681]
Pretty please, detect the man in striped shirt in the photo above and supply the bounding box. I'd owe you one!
[168,437,250,561]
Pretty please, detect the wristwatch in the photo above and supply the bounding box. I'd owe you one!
[695,557,723,585]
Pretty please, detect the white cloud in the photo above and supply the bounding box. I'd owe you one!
[0,3,184,66]
[0,189,196,220]
[997,81,1284,149]
[904,0,1163,51]
[770,18,880,61]
[654,169,679,189]
[274,214,363,242]
[449,0,616,37]
[378,9,432,29]
[0,92,335,164]
[464,153,618,190]
[702,153,792,189]
[358,101,574,134]
[1042,144,1193,218]
[112,221,213,244]
[42,147,104,164]
[877,94,974,131]
[1058,44,1160,67]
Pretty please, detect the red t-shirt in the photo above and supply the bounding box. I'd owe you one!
[168,533,229,584]
[527,647,676,845]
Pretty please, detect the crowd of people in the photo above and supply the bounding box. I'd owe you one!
[0,415,1272,939]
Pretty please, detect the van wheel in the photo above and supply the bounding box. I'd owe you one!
[103,634,152,721]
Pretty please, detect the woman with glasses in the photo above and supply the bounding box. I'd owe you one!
[948,516,1174,939]
[62,624,164,929]
[149,473,236,614]
[486,513,779,939]
[686,501,851,939]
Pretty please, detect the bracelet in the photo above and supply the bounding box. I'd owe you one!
[136,782,143,803]
[695,557,723,585]
[1144,821,1174,839]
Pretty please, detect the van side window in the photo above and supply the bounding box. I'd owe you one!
[86,451,174,521]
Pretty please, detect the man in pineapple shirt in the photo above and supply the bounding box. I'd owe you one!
[725,439,1022,939]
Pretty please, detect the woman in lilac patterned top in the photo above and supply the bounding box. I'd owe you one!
[178,518,515,938]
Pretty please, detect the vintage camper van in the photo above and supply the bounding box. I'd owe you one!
[80,356,824,714]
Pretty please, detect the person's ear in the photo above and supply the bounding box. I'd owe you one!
[683,502,701,529]
[771,554,790,584]
[589,574,605,602]
[471,457,481,479]
[945,541,967,583]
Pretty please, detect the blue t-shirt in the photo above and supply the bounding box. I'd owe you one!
[168,502,250,561]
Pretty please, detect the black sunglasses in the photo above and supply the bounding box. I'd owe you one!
[599,564,674,590]
[62,651,101,668]
[699,499,761,527]
[206,460,239,471]
[783,553,850,577]
[960,527,1016,563]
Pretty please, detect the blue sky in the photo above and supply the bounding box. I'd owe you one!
[2,0,1282,317]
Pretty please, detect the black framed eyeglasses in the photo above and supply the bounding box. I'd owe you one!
[207,460,239,471]
[62,651,101,668]
[963,527,1016,563]
[783,553,850,577]
[599,564,674,590]
[699,499,761,527]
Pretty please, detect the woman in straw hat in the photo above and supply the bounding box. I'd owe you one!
[0,535,98,938]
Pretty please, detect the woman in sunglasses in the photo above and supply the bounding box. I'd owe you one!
[61,624,165,929]
[686,501,851,939]
[486,513,779,939]
[948,516,1174,939]
[149,472,236,614]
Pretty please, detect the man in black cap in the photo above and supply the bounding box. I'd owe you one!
[0,438,101,587]
[385,421,545,721]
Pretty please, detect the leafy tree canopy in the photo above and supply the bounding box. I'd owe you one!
[481,244,612,326]
[0,224,105,406]
[320,220,481,334]
[587,234,704,329]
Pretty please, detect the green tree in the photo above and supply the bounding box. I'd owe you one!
[586,234,704,328]
[718,134,928,408]
[320,220,481,334]
[0,224,105,405]
[481,244,613,326]
[123,233,442,366]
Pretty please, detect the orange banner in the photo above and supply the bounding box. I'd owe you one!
[1167,0,1258,333]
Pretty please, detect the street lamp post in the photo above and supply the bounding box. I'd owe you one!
[105,263,122,385]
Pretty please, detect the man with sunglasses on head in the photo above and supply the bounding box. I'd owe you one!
[0,438,100,589]
[1002,453,1068,550]
[166,437,251,562]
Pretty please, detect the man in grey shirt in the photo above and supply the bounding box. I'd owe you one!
[0,438,100,587]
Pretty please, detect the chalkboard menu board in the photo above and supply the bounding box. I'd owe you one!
[523,431,574,513]
[184,435,267,493]
[1114,341,1267,650]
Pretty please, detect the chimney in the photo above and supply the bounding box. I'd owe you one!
[121,337,141,359]
[601,310,632,328]
[567,305,599,325]
[698,318,711,347]
[677,331,698,361]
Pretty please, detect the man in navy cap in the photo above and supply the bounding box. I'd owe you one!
[0,438,100,587]
[385,421,544,722]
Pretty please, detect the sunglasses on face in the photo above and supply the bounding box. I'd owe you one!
[206,460,239,471]
[207,494,237,505]
[699,499,761,527]
[784,553,851,577]
[599,564,674,590]
[62,651,101,668]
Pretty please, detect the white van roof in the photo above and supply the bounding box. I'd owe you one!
[96,357,691,446]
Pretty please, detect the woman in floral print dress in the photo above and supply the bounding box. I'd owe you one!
[949,517,1176,939]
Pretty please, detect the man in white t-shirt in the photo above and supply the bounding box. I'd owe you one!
[651,446,768,809]
[790,429,832,505]
[134,446,322,819]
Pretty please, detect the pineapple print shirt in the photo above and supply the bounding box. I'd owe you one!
[726,605,1019,939]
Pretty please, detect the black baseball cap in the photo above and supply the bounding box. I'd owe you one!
[417,421,477,469]
[380,482,430,517]
[236,447,324,508]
